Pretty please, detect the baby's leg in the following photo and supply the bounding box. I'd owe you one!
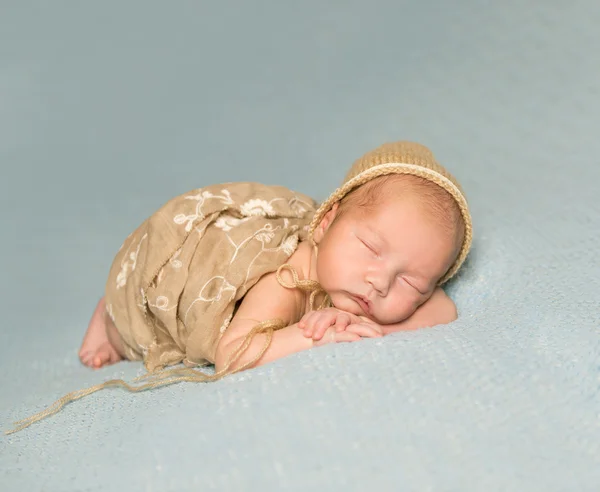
[79,297,125,369]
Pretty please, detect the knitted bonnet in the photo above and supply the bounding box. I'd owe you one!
[308,141,473,284]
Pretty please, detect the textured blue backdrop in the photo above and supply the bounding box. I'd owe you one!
[1,1,599,491]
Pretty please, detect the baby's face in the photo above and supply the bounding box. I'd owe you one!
[312,197,459,325]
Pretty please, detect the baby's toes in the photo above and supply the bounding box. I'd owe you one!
[92,348,111,368]
[80,351,95,367]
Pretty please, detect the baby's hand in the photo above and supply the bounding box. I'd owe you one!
[299,308,383,342]
[299,307,360,340]
[312,326,363,346]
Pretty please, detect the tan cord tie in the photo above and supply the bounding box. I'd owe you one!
[276,263,331,311]
[6,265,327,435]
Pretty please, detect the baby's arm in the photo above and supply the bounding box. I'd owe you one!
[214,270,358,373]
[215,320,311,373]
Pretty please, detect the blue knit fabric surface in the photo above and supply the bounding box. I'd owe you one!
[1,1,599,490]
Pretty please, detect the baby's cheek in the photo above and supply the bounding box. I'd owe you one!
[385,299,417,324]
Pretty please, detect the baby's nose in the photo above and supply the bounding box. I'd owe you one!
[368,273,391,297]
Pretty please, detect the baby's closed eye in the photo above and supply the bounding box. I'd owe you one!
[400,276,419,292]
[359,238,379,256]
[357,237,380,258]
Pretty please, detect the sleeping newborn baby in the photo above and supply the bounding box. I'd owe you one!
[9,141,473,434]
[80,141,473,374]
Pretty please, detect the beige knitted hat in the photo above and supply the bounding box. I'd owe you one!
[308,141,473,284]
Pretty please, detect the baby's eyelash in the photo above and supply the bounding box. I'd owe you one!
[400,277,425,295]
[360,239,378,255]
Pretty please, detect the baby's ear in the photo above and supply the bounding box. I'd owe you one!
[313,203,339,243]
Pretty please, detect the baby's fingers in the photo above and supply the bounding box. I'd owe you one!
[299,312,318,337]
[312,315,337,341]
[313,327,361,346]
[298,311,313,329]
[332,331,361,343]
[333,313,353,332]
[345,323,383,339]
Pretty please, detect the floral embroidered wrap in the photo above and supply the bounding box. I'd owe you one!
[105,182,317,372]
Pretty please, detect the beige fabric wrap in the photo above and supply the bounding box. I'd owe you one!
[104,182,317,372]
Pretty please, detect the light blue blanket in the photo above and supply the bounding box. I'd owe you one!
[2,1,599,490]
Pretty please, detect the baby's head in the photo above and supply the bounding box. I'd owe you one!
[308,142,473,325]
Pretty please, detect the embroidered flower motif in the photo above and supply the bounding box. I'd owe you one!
[175,189,234,232]
[185,190,214,201]
[116,265,128,289]
[170,249,183,269]
[198,276,236,303]
[240,199,275,217]
[219,189,234,205]
[154,296,169,310]
[215,214,249,232]
[290,202,307,216]
[255,231,275,243]
[174,212,205,233]
[280,235,298,256]
[116,235,146,289]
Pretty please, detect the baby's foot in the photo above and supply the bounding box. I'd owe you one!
[79,297,123,369]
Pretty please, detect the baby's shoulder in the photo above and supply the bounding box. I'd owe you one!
[230,240,312,329]
[286,240,312,279]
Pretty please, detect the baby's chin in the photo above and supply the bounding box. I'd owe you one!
[330,296,362,317]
